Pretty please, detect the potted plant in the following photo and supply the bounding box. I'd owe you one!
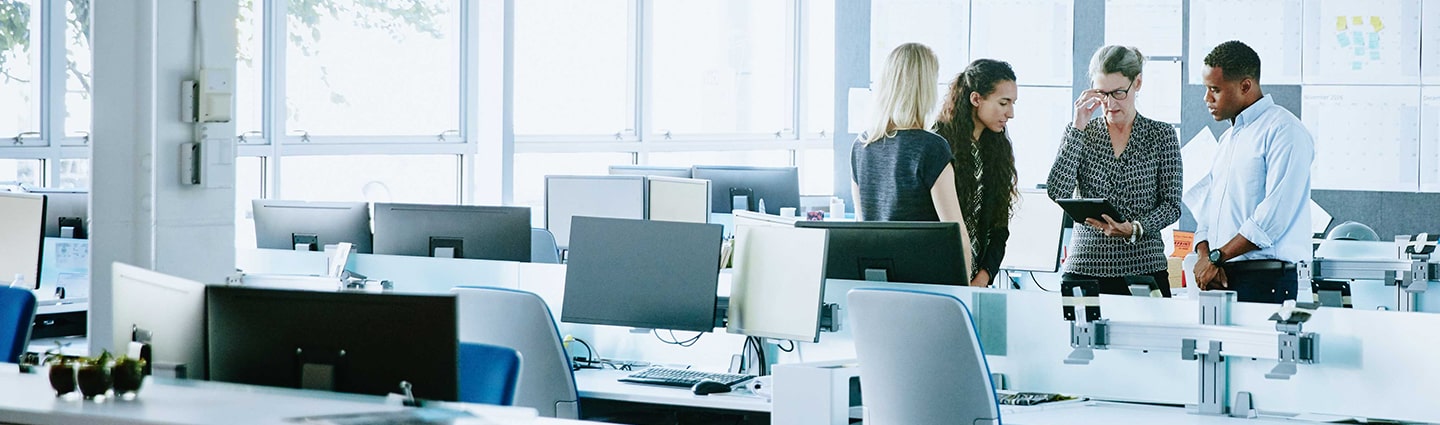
[111,355,146,397]
[45,350,76,397]
[76,350,113,400]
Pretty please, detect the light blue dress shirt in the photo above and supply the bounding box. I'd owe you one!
[1193,94,1314,264]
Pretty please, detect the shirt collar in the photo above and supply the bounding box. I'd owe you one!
[1233,94,1273,128]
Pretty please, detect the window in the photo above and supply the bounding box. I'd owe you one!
[284,0,460,136]
[236,0,263,140]
[512,0,630,137]
[63,0,91,138]
[512,152,633,223]
[235,157,264,250]
[804,0,834,136]
[54,158,87,189]
[647,150,791,168]
[0,159,41,187]
[799,148,833,196]
[278,155,460,204]
[0,0,41,141]
[650,0,792,136]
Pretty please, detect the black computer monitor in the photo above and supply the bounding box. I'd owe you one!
[0,192,45,289]
[608,165,693,178]
[206,286,459,401]
[28,188,87,239]
[794,221,967,285]
[690,165,800,215]
[252,200,373,254]
[372,203,531,262]
[561,216,724,332]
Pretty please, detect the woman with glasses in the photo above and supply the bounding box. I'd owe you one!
[1046,45,1182,297]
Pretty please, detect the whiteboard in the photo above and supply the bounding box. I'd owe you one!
[1188,0,1304,84]
[1104,0,1183,57]
[1424,0,1440,84]
[1302,0,1422,85]
[1008,86,1073,190]
[970,0,1073,86]
[1302,86,1422,192]
[870,0,970,82]
[1136,58,1182,124]
[1420,87,1440,191]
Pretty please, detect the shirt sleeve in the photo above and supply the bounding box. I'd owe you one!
[981,224,1009,277]
[918,134,954,189]
[1133,122,1183,237]
[1046,124,1088,201]
[1238,123,1314,249]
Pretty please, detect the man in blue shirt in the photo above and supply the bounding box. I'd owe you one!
[1191,40,1314,304]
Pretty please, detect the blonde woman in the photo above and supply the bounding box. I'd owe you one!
[851,42,974,283]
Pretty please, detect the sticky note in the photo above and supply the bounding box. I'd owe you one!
[1371,16,1384,32]
[1352,16,1363,25]
[1336,16,1348,31]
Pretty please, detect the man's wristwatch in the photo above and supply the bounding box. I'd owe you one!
[1208,248,1226,265]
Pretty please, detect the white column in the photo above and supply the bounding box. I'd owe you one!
[90,0,238,354]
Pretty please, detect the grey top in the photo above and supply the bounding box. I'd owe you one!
[851,129,954,222]
[1046,114,1182,277]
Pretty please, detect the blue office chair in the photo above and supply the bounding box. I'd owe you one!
[847,288,1001,425]
[458,343,522,406]
[453,287,580,418]
[531,228,562,264]
[0,286,38,363]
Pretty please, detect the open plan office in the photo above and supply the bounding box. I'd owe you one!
[3,0,1440,424]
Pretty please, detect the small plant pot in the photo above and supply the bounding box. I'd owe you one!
[111,360,145,397]
[48,364,77,397]
[76,364,112,400]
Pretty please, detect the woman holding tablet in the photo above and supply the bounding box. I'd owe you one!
[1046,45,1182,296]
[851,42,974,282]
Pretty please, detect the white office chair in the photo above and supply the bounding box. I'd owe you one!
[453,287,579,418]
[531,228,562,264]
[847,288,1001,425]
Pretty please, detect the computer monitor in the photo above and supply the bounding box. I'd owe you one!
[727,225,829,342]
[609,165,693,178]
[372,203,531,262]
[647,176,710,224]
[207,286,459,401]
[544,175,647,249]
[690,165,800,215]
[561,216,724,332]
[252,200,373,254]
[794,221,967,285]
[112,262,207,379]
[28,188,87,239]
[1000,190,1066,273]
[0,192,45,288]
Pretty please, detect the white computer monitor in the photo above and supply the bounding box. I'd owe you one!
[0,192,46,288]
[1000,190,1066,273]
[544,175,647,249]
[647,176,710,224]
[112,262,209,379]
[726,225,829,342]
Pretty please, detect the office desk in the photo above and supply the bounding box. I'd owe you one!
[573,369,770,413]
[1004,401,1298,424]
[0,367,598,425]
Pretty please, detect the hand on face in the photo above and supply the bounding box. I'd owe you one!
[1072,90,1105,130]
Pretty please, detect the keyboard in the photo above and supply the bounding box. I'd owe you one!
[619,367,756,388]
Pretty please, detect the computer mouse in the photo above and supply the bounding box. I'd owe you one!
[691,379,732,396]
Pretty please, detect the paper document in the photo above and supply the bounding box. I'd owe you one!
[1180,127,1218,203]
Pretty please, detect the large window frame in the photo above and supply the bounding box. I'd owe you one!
[0,1,90,188]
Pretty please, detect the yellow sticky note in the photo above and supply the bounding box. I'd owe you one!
[1336,16,1348,31]
[1371,16,1384,32]
[1352,16,1363,25]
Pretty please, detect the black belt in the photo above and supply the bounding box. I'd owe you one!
[1223,260,1296,273]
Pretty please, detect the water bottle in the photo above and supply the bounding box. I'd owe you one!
[829,197,845,220]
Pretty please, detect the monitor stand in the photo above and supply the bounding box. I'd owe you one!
[429,237,463,259]
[291,234,319,251]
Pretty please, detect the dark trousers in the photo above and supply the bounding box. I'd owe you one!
[1063,269,1172,298]
[1222,260,1298,304]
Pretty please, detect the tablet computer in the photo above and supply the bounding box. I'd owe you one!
[1055,198,1126,224]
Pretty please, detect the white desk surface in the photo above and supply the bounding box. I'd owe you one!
[1004,401,1301,425]
[0,366,598,425]
[573,368,771,413]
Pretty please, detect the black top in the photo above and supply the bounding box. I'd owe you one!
[1046,114,1182,277]
[851,130,953,222]
[950,129,1012,282]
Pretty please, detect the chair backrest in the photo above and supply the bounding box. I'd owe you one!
[847,288,1000,425]
[458,343,521,406]
[531,228,562,264]
[0,286,37,363]
[453,287,579,418]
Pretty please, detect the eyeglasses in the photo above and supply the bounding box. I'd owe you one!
[1096,81,1134,101]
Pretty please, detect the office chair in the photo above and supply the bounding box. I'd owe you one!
[453,287,580,418]
[458,343,522,406]
[847,288,1001,425]
[531,228,562,264]
[0,286,38,363]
